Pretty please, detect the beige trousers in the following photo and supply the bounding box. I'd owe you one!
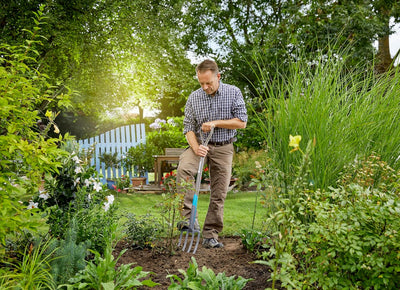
[176,143,234,239]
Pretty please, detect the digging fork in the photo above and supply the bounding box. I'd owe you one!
[178,126,214,254]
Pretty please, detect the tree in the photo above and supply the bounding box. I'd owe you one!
[180,0,399,84]
[1,0,198,138]
[372,0,400,72]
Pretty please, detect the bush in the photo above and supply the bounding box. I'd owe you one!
[31,142,119,253]
[257,154,400,289]
[0,5,71,259]
[233,148,282,190]
[124,143,158,177]
[146,117,187,151]
[123,213,163,249]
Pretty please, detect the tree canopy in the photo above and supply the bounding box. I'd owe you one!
[1,0,399,138]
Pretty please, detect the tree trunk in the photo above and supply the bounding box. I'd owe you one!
[375,8,393,74]
[376,34,393,74]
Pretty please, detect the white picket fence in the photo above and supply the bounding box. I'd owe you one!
[78,123,146,183]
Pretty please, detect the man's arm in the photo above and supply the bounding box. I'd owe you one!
[201,118,247,132]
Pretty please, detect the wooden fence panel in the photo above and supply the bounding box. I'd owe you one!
[78,123,146,183]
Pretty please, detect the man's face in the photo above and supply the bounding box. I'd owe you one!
[197,70,221,96]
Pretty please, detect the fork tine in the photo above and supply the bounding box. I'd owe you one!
[192,232,200,254]
[187,232,195,253]
[182,231,189,251]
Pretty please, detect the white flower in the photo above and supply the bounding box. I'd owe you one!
[39,191,50,200]
[88,194,91,200]
[74,166,82,174]
[106,194,114,204]
[74,177,80,186]
[27,201,38,210]
[104,202,111,212]
[167,119,176,126]
[103,194,115,212]
[255,161,262,169]
[72,155,81,164]
[93,181,102,192]
[84,179,91,187]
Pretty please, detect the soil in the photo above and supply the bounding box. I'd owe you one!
[114,236,276,289]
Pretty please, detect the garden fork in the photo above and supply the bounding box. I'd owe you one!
[178,126,214,254]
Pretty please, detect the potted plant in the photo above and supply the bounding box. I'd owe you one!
[99,152,121,189]
[124,143,156,186]
[111,175,131,193]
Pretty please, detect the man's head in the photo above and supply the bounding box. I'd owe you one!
[196,59,221,96]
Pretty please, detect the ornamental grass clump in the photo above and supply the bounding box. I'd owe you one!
[250,49,400,190]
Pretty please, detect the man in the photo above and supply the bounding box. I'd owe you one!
[177,59,247,248]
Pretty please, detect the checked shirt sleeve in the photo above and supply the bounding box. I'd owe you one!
[183,96,197,135]
[232,87,248,123]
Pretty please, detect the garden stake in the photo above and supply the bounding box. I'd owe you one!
[178,126,214,254]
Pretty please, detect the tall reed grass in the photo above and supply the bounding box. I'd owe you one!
[250,51,400,189]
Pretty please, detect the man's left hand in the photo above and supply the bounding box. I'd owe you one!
[202,122,216,132]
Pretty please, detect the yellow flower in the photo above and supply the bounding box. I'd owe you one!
[289,135,301,152]
[53,124,60,134]
[45,110,52,119]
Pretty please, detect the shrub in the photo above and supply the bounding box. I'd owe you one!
[31,142,119,253]
[123,213,163,249]
[124,143,158,177]
[232,148,279,190]
[257,153,400,289]
[146,117,187,151]
[0,5,72,258]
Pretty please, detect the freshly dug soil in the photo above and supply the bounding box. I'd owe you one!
[114,236,275,289]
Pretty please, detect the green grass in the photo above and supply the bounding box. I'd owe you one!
[115,191,265,236]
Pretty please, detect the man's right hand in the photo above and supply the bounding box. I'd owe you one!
[194,144,209,157]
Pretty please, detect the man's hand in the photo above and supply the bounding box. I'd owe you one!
[201,121,216,132]
[194,144,209,157]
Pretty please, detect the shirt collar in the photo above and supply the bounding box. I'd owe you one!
[211,81,223,97]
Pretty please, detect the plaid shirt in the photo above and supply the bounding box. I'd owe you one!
[183,81,248,143]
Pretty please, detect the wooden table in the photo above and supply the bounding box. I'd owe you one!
[153,155,181,186]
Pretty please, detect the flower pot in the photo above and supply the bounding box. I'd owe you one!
[131,177,146,187]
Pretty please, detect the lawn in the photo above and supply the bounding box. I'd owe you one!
[116,190,265,236]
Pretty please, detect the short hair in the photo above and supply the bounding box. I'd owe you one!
[196,59,219,75]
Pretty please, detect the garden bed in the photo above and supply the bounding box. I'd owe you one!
[114,236,275,289]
